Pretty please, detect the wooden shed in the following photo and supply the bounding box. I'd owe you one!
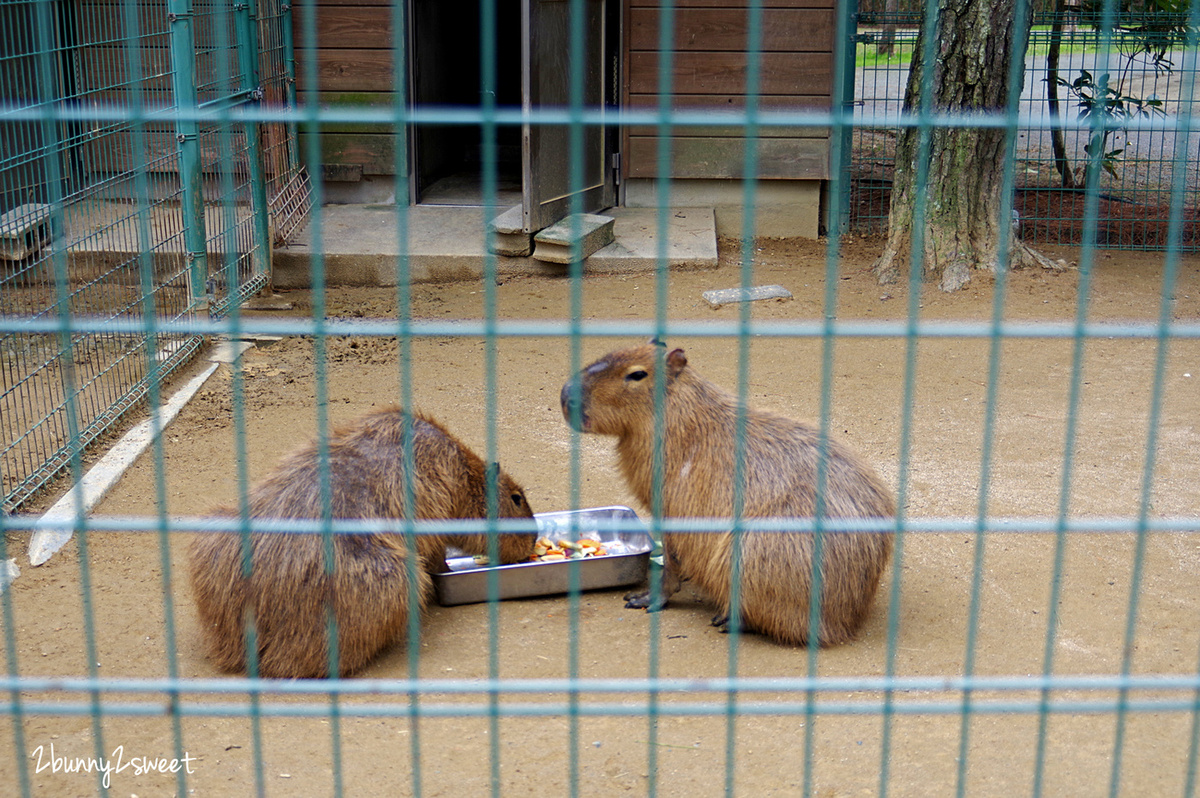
[299,0,834,239]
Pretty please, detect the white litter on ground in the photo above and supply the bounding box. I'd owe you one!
[702,284,793,308]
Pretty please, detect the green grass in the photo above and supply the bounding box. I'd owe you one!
[855,32,1194,70]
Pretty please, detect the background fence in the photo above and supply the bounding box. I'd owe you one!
[851,7,1200,247]
[1,0,1199,796]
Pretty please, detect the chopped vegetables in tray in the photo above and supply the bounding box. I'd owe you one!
[531,536,608,561]
[467,536,633,567]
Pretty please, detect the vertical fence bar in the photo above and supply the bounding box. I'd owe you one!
[388,0,422,789]
[280,0,300,179]
[724,0,765,792]
[836,0,859,236]
[0,499,30,797]
[29,0,112,792]
[479,0,504,792]
[1107,0,1191,787]
[1181,14,1200,793]
[166,0,209,313]
[648,0,681,792]
[121,0,191,793]
[869,0,912,791]
[564,1,586,794]
[233,0,273,295]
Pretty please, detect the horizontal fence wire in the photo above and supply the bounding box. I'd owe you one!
[1,0,1198,796]
[4,315,1200,339]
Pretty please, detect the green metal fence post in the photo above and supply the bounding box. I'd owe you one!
[167,0,210,313]
[234,0,274,286]
[280,1,300,170]
[837,0,859,236]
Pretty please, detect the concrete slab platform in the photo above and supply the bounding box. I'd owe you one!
[272,204,717,288]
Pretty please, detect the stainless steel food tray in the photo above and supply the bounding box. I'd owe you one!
[433,506,651,606]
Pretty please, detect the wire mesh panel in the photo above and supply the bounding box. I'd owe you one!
[181,0,308,316]
[0,0,201,511]
[0,0,1198,796]
[0,0,306,512]
[257,0,310,246]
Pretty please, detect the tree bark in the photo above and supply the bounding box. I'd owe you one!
[872,0,1063,291]
[876,0,899,56]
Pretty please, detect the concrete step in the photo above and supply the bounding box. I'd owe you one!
[532,213,616,264]
[272,205,717,287]
[487,205,532,257]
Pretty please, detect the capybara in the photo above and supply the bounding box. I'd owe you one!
[189,407,536,678]
[560,342,894,646]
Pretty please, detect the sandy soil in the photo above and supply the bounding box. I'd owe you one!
[3,236,1200,797]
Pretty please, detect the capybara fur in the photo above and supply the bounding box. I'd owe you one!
[561,343,895,647]
[189,407,536,678]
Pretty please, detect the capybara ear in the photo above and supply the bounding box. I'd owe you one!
[666,348,688,376]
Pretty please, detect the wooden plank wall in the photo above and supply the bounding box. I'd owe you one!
[292,0,399,177]
[288,0,835,183]
[624,0,834,180]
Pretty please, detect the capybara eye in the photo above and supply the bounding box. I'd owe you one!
[511,492,524,507]
[625,370,649,382]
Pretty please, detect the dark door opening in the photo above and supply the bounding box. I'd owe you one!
[411,0,523,207]
[409,0,618,232]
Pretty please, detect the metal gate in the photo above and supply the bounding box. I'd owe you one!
[0,0,308,512]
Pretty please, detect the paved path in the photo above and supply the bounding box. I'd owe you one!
[854,49,1200,196]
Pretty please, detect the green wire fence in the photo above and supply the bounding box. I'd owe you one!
[0,0,309,513]
[1,0,1199,795]
[852,6,1200,247]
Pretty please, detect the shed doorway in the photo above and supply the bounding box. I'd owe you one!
[410,0,617,234]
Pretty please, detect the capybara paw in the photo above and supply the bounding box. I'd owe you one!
[623,590,667,612]
[623,589,652,608]
[711,613,742,634]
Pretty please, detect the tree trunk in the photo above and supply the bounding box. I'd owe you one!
[876,0,899,56]
[872,0,1062,291]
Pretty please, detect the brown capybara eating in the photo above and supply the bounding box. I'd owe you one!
[189,407,536,678]
[560,342,894,646]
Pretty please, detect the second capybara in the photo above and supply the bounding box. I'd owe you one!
[560,342,895,646]
[188,406,536,678]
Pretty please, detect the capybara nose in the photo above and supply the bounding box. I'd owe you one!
[560,378,587,432]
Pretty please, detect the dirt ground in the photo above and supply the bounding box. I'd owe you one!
[3,236,1200,797]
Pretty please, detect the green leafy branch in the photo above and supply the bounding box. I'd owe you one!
[1055,68,1165,179]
